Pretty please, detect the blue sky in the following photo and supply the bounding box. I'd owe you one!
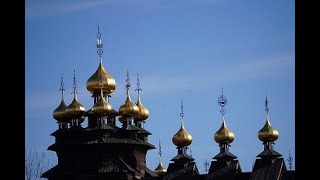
[25,0,295,173]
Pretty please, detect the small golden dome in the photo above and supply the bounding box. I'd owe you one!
[53,99,67,122]
[172,121,193,147]
[65,96,86,119]
[154,159,167,176]
[214,117,235,144]
[86,60,116,94]
[119,94,139,119]
[135,95,149,121]
[91,90,113,116]
[258,115,279,142]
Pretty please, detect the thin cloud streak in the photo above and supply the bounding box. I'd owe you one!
[26,0,225,19]
[26,0,110,19]
[142,54,294,95]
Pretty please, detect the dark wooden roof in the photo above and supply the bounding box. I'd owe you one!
[163,162,199,180]
[99,157,137,174]
[206,160,241,180]
[249,158,287,180]
[213,151,237,160]
[171,154,194,162]
[257,149,282,158]
[138,127,152,135]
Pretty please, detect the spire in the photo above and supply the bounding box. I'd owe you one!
[154,138,167,176]
[172,101,192,148]
[53,74,68,124]
[134,74,149,123]
[65,70,86,125]
[258,96,279,143]
[118,70,139,121]
[214,89,234,145]
[86,26,116,94]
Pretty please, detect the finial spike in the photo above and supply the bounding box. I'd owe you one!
[71,70,78,97]
[158,138,162,158]
[180,100,184,118]
[265,95,269,114]
[135,74,142,95]
[218,88,227,116]
[96,25,103,57]
[125,70,131,94]
[59,74,65,99]
[287,150,293,171]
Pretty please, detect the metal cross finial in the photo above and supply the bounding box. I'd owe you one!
[96,25,103,57]
[135,74,142,95]
[218,88,227,116]
[265,95,269,114]
[158,138,162,157]
[287,150,293,171]
[59,74,65,99]
[71,70,78,96]
[125,70,131,94]
[180,100,184,118]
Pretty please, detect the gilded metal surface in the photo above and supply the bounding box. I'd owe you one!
[91,90,113,115]
[258,115,279,142]
[53,99,67,121]
[86,61,116,94]
[154,158,167,176]
[214,117,235,144]
[172,121,192,147]
[135,95,149,121]
[65,97,86,119]
[119,94,139,118]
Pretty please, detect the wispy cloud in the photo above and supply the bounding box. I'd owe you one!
[26,0,225,19]
[26,0,111,19]
[141,53,294,94]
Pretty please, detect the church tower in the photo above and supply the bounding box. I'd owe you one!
[206,89,242,180]
[249,96,287,180]
[42,27,155,180]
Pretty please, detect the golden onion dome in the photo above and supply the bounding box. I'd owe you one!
[135,95,149,121]
[86,60,116,94]
[119,94,139,119]
[154,159,167,176]
[53,99,67,122]
[258,115,279,142]
[172,121,193,147]
[214,117,235,144]
[91,89,113,116]
[65,96,86,119]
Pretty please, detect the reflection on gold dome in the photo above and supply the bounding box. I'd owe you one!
[172,121,193,147]
[119,95,139,119]
[154,159,167,176]
[135,95,149,121]
[53,99,67,122]
[258,115,279,142]
[86,60,116,94]
[214,117,235,144]
[91,89,113,116]
[65,96,86,119]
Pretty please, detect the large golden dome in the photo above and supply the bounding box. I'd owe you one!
[91,89,113,116]
[119,94,139,119]
[258,115,279,142]
[172,121,192,147]
[135,95,149,121]
[214,117,235,144]
[65,96,86,119]
[154,159,167,176]
[53,99,67,122]
[86,60,116,94]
